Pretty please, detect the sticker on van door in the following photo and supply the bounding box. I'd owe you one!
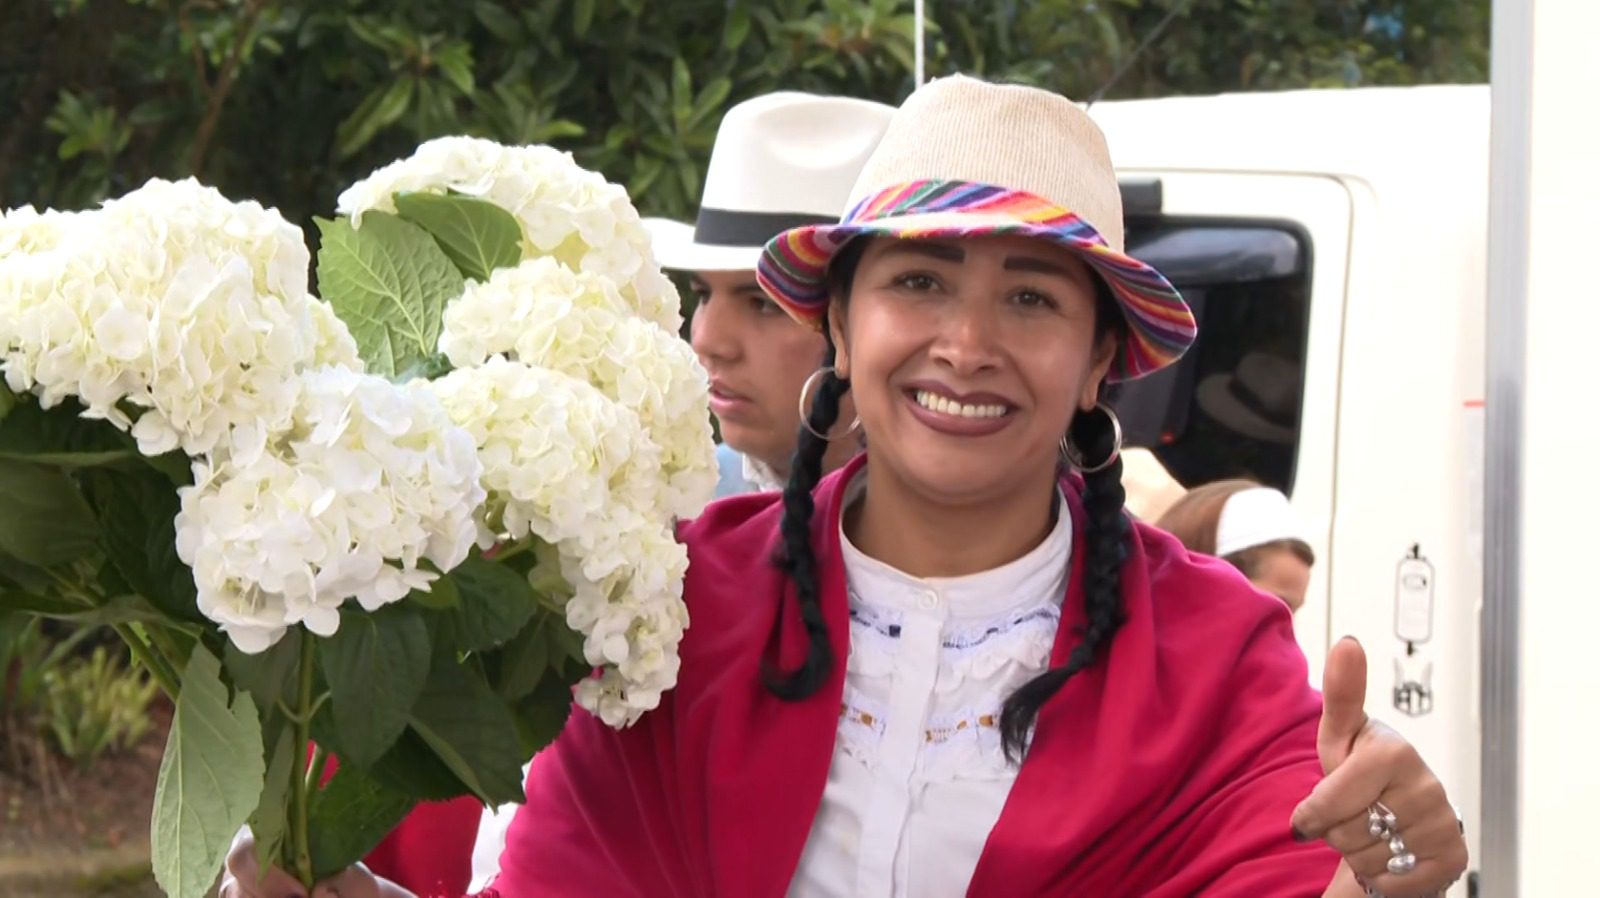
[1392,544,1436,717]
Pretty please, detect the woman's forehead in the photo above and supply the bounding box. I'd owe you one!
[861,234,1092,280]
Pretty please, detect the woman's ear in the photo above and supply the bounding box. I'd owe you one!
[1079,333,1118,410]
[827,300,850,379]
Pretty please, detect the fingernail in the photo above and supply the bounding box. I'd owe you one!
[1291,825,1311,843]
[1339,635,1362,648]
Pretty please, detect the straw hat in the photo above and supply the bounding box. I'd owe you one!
[641,92,895,272]
[756,74,1197,382]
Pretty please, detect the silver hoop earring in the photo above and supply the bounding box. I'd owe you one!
[1059,403,1123,473]
[797,366,862,441]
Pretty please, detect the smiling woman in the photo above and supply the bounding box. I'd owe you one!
[476,75,1467,898]
[834,237,1117,547]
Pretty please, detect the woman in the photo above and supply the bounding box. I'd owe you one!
[1158,479,1315,613]
[644,91,893,495]
[229,75,1467,898]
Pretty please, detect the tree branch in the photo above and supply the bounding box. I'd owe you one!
[188,0,267,176]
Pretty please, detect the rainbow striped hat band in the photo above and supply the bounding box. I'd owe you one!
[756,178,1198,383]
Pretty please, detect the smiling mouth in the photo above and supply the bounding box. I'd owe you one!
[909,389,1012,419]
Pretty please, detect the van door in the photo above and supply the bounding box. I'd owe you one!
[1112,170,1355,676]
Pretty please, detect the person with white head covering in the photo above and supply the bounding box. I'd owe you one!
[643,92,895,496]
[1157,478,1315,613]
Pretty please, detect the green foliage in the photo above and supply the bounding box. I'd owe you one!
[393,192,524,282]
[0,462,101,568]
[249,727,297,877]
[408,648,526,806]
[151,646,265,898]
[437,555,539,653]
[315,212,464,378]
[307,765,417,880]
[40,644,160,769]
[1,619,97,738]
[318,605,432,768]
[1,1,1487,228]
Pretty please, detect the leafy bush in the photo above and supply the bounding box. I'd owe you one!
[2,619,92,733]
[41,645,161,769]
[1,616,99,777]
[2,0,1488,227]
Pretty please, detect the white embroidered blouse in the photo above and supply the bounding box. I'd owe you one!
[789,477,1071,897]
[469,478,1071,896]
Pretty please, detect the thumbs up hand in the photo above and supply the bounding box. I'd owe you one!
[1290,638,1468,897]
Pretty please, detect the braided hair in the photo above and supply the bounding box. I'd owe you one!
[764,241,866,699]
[765,243,1131,764]
[997,366,1127,761]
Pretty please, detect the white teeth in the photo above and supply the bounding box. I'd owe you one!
[914,390,1008,419]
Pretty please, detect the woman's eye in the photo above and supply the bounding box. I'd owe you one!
[750,295,782,315]
[893,273,939,292]
[1013,289,1057,309]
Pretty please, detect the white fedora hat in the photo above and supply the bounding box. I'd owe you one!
[642,92,895,273]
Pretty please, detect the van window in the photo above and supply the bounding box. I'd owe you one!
[1110,220,1312,495]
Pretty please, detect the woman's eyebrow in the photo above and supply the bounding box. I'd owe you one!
[1003,255,1078,278]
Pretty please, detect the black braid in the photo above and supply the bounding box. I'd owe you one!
[764,239,868,700]
[765,349,849,698]
[998,280,1131,762]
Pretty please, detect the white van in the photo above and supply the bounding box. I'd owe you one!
[1091,85,1489,893]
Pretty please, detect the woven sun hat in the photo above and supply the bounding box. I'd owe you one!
[641,92,895,272]
[756,74,1197,381]
[1214,486,1313,561]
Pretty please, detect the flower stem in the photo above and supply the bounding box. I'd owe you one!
[289,631,317,887]
[134,622,190,680]
[489,538,534,563]
[112,623,181,698]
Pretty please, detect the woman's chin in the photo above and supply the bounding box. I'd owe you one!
[882,450,1036,505]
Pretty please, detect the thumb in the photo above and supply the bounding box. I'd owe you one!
[1317,636,1369,774]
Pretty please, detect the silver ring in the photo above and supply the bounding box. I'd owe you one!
[1386,833,1418,874]
[1367,801,1399,841]
[1387,851,1419,875]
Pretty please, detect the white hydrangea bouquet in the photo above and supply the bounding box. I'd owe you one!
[0,137,716,896]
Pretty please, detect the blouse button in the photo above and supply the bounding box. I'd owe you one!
[918,590,939,611]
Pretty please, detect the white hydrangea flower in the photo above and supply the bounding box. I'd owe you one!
[336,136,682,333]
[561,519,690,727]
[438,259,717,520]
[0,205,79,256]
[436,256,635,370]
[174,367,485,653]
[427,355,660,546]
[306,296,364,371]
[426,356,691,725]
[332,138,717,727]
[0,178,358,457]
